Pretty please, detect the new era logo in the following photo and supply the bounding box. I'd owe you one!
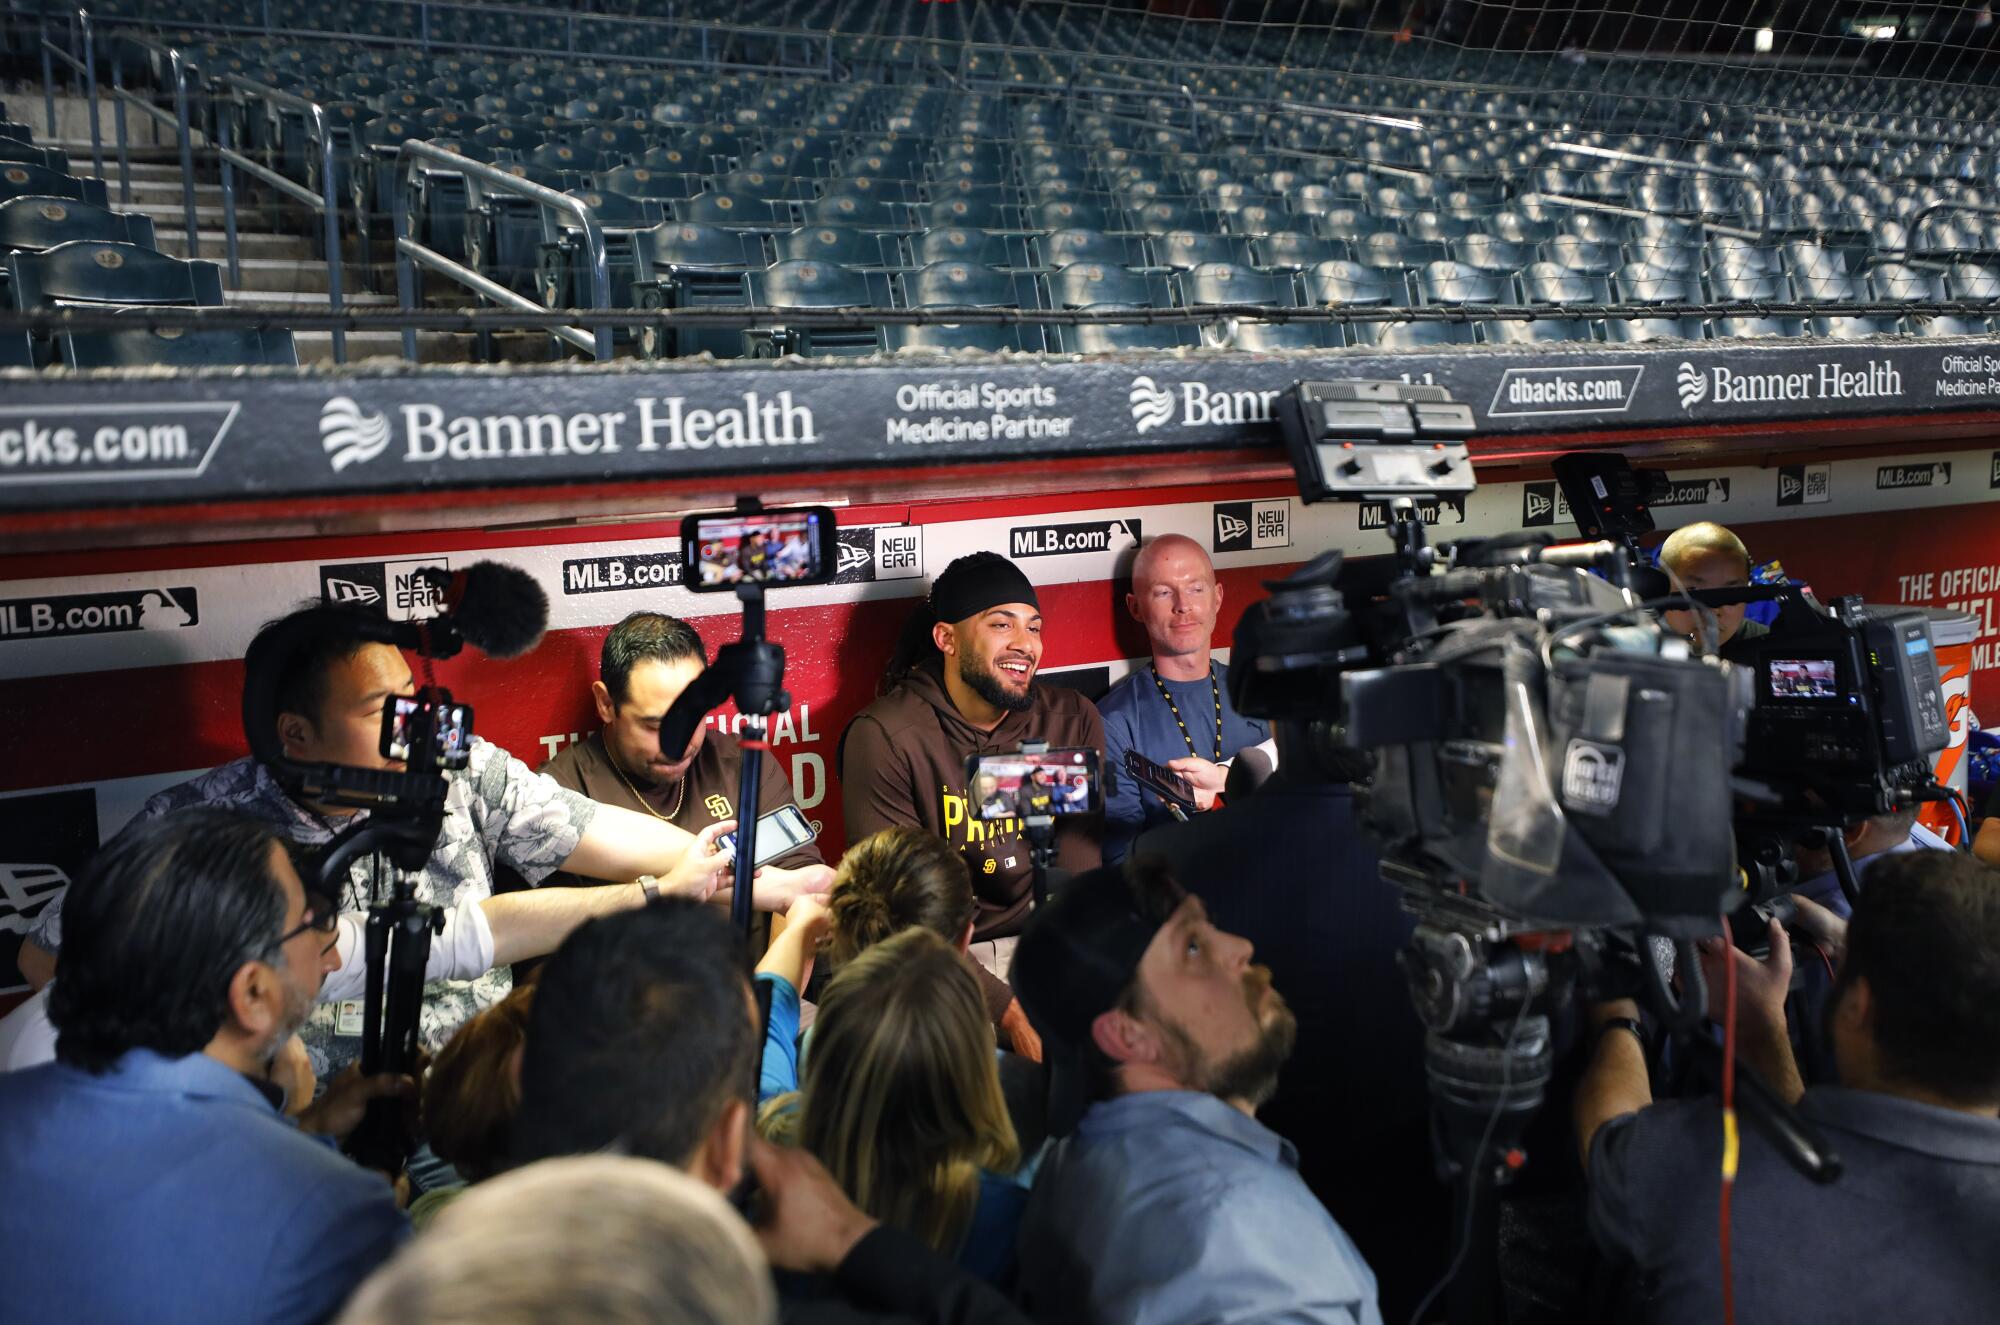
[1211,500,1290,552]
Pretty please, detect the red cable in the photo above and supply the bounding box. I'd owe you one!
[1720,937,1740,1325]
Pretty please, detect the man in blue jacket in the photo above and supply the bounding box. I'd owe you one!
[0,809,407,1325]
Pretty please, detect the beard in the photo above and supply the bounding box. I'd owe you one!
[960,652,1035,713]
[1161,966,1298,1110]
[255,967,318,1070]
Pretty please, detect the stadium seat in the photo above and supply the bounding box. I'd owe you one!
[1355,232,1450,272]
[1181,262,1322,350]
[1479,318,1596,344]
[1252,231,1347,269]
[1523,262,1610,307]
[0,140,70,174]
[914,227,1023,268]
[806,191,905,230]
[1153,231,1254,270]
[0,196,156,255]
[629,220,765,359]
[885,258,1041,351]
[743,258,894,356]
[7,241,224,309]
[775,225,902,269]
[1369,320,1477,348]
[1453,235,1535,273]
[59,326,300,368]
[0,163,107,209]
[1543,235,1621,276]
[1419,261,1512,305]
[1036,228,1148,268]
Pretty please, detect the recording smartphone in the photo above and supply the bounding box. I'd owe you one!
[382,692,474,769]
[680,506,839,592]
[716,804,819,869]
[1123,748,1199,814]
[966,747,1104,820]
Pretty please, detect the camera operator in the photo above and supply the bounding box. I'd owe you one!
[841,552,1103,980]
[1100,535,1268,863]
[16,602,811,1076]
[0,810,407,1324]
[1134,722,1443,1322]
[1576,849,2000,1323]
[1792,806,1952,921]
[1658,522,1768,664]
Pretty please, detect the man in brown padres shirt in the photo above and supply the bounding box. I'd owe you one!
[840,552,1104,980]
[537,612,828,899]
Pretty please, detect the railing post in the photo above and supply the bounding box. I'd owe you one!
[315,108,348,364]
[111,52,131,204]
[420,1,430,52]
[79,10,104,182]
[218,98,242,287]
[170,50,200,259]
[262,0,272,36]
[393,160,420,363]
[40,17,58,137]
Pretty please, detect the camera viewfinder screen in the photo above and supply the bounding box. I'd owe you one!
[1769,658,1839,700]
[691,512,825,588]
[968,748,1101,819]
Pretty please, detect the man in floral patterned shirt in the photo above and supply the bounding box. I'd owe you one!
[20,604,830,1075]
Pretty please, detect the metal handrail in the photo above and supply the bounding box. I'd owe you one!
[392,140,612,361]
[211,72,349,361]
[36,10,103,178]
[1908,200,2000,251]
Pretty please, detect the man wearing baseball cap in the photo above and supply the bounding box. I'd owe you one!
[1010,857,1382,1325]
[841,551,1104,982]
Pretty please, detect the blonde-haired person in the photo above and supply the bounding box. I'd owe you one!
[336,1154,775,1325]
[1659,521,1770,662]
[828,827,1041,1062]
[764,928,1028,1286]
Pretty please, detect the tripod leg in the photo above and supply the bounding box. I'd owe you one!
[381,908,434,1075]
[359,907,390,1076]
[732,716,766,942]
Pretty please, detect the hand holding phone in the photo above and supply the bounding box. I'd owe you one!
[1124,748,1200,815]
[717,804,820,869]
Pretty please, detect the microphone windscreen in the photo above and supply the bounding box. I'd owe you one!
[452,562,548,659]
[1225,738,1278,801]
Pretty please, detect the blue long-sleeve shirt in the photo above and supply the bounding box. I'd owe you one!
[757,972,802,1104]
[1100,662,1267,864]
[1018,1090,1382,1325]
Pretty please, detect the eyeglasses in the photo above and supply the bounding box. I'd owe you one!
[275,897,341,954]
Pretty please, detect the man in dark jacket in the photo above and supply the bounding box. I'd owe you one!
[841,553,1104,978]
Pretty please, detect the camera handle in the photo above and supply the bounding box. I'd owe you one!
[1825,832,1862,914]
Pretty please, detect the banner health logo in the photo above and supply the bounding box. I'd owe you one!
[1212,499,1290,552]
[320,558,449,620]
[0,585,198,642]
[1128,376,1176,434]
[1654,476,1731,507]
[1776,462,1832,506]
[0,788,98,971]
[1521,482,1571,527]
[1010,517,1142,559]
[1487,364,1643,417]
[1676,362,1709,412]
[1360,496,1465,529]
[1876,461,1952,491]
[321,396,393,472]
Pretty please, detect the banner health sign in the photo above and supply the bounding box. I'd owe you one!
[0,337,1982,511]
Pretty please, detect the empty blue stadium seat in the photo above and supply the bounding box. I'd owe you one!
[60,326,299,368]
[8,241,224,309]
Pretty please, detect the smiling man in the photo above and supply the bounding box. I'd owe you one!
[841,552,1103,977]
[1099,534,1267,863]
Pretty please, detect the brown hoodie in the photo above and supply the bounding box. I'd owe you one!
[839,659,1105,941]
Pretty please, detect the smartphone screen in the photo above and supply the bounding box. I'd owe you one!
[966,747,1103,820]
[1124,748,1196,808]
[717,804,819,869]
[680,508,836,591]
[383,693,473,769]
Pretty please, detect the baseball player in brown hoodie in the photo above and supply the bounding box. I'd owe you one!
[839,552,1105,979]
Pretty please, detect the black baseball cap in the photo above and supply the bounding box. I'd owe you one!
[1008,859,1187,1135]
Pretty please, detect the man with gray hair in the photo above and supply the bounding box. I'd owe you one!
[1099,534,1267,863]
[336,1156,776,1325]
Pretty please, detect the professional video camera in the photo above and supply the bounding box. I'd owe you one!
[241,562,548,1167]
[1233,383,1956,1320]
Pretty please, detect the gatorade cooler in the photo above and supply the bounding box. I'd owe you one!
[1919,610,1980,845]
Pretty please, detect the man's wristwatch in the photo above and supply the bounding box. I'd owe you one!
[638,875,663,905]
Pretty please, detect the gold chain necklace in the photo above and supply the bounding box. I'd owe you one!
[611,756,687,822]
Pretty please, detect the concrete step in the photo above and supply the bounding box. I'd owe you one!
[297,328,478,365]
[222,257,396,294]
[222,287,399,307]
[154,228,312,260]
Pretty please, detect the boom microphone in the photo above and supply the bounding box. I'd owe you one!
[428,562,548,660]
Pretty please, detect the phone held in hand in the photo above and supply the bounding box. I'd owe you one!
[717,804,819,869]
[965,747,1103,820]
[1123,747,1200,815]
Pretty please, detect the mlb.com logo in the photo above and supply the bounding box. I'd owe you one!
[1212,500,1290,552]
